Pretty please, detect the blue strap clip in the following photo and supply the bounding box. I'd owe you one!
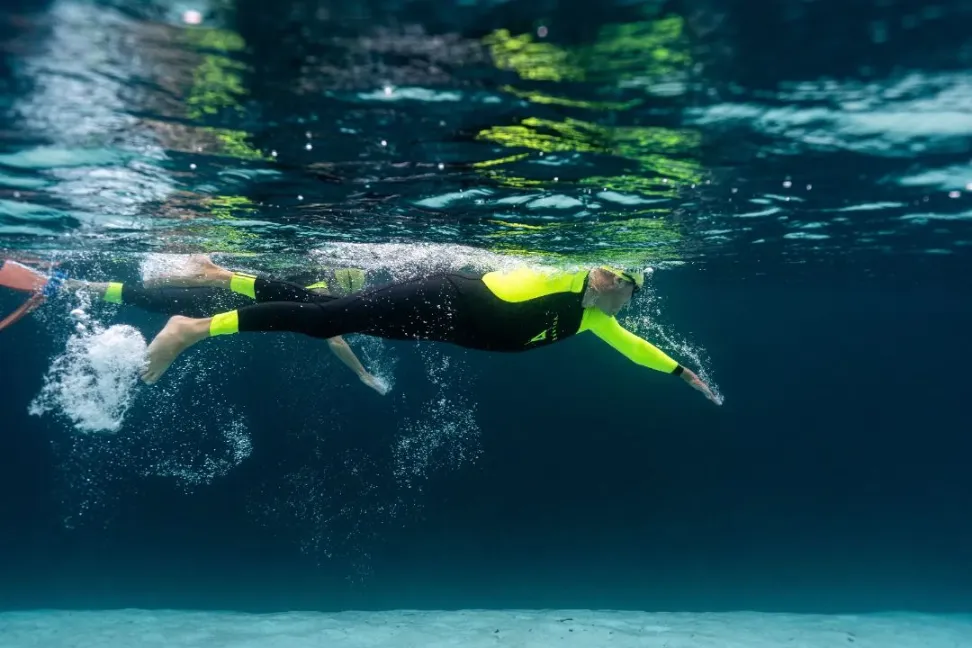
[42,270,67,297]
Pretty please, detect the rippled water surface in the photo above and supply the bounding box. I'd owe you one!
[2,0,970,268]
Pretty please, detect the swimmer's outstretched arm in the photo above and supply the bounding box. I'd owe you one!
[581,310,723,406]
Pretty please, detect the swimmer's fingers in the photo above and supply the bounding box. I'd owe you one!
[360,373,390,396]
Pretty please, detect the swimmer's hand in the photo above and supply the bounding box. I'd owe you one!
[360,372,390,396]
[680,367,722,406]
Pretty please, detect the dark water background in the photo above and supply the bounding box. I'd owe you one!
[2,0,972,614]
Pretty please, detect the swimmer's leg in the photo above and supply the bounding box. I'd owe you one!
[141,302,328,384]
[141,301,358,384]
[142,255,326,304]
[142,276,461,384]
[139,304,384,392]
[73,269,330,315]
[95,277,378,390]
[68,281,244,317]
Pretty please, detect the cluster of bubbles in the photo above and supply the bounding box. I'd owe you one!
[392,348,482,491]
[138,253,202,281]
[29,291,146,434]
[143,412,252,492]
[245,447,413,582]
[308,241,536,282]
[29,280,256,525]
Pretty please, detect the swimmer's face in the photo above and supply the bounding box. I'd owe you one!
[597,277,635,316]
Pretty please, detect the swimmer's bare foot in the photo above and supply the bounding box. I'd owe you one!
[140,315,212,384]
[143,254,233,288]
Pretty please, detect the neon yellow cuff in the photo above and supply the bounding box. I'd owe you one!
[209,310,239,336]
[103,282,123,304]
[230,273,256,299]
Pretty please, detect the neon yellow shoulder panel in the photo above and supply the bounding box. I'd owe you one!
[481,267,588,302]
[579,308,679,373]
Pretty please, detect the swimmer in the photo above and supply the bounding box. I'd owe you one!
[141,264,722,405]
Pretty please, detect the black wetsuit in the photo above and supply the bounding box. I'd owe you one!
[118,278,334,318]
[231,272,586,352]
[122,269,681,373]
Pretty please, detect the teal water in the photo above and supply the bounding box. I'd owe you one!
[1,0,972,644]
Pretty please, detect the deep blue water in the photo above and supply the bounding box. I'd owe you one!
[1,0,972,617]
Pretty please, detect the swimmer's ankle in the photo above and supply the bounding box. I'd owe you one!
[208,268,234,287]
[173,315,214,342]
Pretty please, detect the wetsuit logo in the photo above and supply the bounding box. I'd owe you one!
[528,315,559,345]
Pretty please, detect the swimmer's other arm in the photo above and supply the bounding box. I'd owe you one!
[326,336,389,396]
[584,312,722,405]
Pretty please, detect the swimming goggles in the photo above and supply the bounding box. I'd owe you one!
[600,266,645,292]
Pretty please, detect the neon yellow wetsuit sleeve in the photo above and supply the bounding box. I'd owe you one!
[579,308,680,373]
